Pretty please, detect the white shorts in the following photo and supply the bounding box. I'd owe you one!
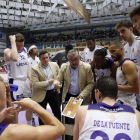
[116,94,137,109]
[25,78,32,98]
[9,78,30,101]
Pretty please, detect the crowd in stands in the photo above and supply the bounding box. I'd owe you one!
[25,28,117,45]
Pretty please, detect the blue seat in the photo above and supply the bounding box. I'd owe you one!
[37,46,42,49]
[47,44,50,48]
[59,44,62,48]
[51,44,54,48]
[63,44,66,48]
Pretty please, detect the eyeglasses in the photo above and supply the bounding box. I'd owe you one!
[69,58,79,62]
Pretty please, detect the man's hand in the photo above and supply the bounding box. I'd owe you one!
[0,107,18,123]
[9,35,16,43]
[3,107,17,118]
[54,82,61,90]
[48,78,54,84]
[76,95,83,100]
[12,98,37,112]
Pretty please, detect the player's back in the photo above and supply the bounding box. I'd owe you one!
[79,102,140,140]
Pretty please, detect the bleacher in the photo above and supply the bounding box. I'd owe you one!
[24,28,117,49]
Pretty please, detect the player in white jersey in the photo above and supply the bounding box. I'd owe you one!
[73,77,140,140]
[129,4,140,35]
[115,20,140,109]
[25,45,40,126]
[82,36,110,63]
[109,41,139,108]
[28,45,40,73]
[4,34,30,123]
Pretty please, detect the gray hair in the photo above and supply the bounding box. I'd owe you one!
[67,49,79,58]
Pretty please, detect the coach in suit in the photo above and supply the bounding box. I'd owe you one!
[31,50,61,125]
[54,49,94,102]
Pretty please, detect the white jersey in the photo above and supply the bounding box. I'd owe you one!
[79,102,140,140]
[28,56,40,74]
[116,58,136,108]
[124,36,140,78]
[82,45,110,63]
[6,47,28,80]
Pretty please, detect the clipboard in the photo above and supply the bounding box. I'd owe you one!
[62,97,83,118]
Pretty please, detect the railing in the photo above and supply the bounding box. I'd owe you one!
[24,37,121,48]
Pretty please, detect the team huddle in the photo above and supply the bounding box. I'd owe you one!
[0,4,140,140]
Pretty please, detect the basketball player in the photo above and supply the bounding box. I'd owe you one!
[82,36,110,63]
[90,48,118,80]
[109,41,139,108]
[0,80,65,140]
[73,77,140,140]
[25,45,40,126]
[129,4,140,34]
[50,44,73,67]
[4,34,30,123]
[115,20,140,109]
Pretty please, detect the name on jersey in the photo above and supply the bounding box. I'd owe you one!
[16,62,28,67]
[100,106,123,112]
[94,120,130,130]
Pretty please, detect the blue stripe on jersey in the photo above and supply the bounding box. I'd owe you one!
[0,123,9,135]
[118,58,130,70]
[88,102,135,114]
[105,57,114,69]
[8,46,25,53]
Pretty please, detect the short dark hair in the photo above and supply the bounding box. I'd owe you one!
[15,33,25,42]
[39,50,48,58]
[129,5,140,19]
[95,77,118,99]
[65,44,73,50]
[110,41,123,49]
[94,48,107,59]
[115,20,133,30]
[86,35,95,42]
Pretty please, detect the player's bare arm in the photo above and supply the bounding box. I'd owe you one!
[118,61,139,94]
[4,35,18,62]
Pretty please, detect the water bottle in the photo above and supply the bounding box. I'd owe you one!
[9,84,18,92]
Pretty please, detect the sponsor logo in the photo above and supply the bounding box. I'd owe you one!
[19,55,26,60]
[16,62,28,67]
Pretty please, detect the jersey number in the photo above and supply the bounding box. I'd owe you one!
[90,130,131,140]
